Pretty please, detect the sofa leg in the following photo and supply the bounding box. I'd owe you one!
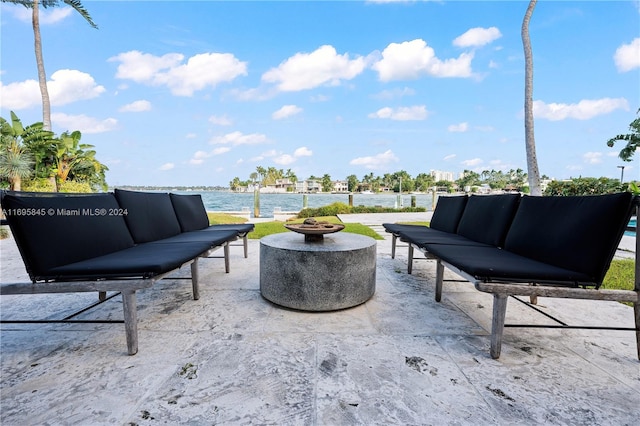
[634,301,639,360]
[191,258,200,301]
[435,260,444,302]
[391,235,397,259]
[121,290,139,356]
[407,244,414,274]
[490,294,508,359]
[224,242,230,273]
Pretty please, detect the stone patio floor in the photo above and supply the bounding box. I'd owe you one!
[1,213,638,425]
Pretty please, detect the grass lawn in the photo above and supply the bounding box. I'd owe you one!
[249,216,383,240]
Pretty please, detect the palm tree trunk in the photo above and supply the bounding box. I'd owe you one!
[32,0,52,131]
[522,0,541,196]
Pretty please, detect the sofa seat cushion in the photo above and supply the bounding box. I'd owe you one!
[170,193,210,232]
[398,227,491,247]
[456,194,521,247]
[382,223,425,235]
[1,192,135,280]
[47,241,213,280]
[115,189,182,243]
[504,192,634,284]
[430,195,468,233]
[147,229,239,247]
[426,244,594,285]
[201,223,255,234]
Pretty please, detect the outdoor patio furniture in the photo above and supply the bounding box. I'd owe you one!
[0,189,244,355]
[383,192,640,360]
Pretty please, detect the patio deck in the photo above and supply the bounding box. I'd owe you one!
[1,213,638,425]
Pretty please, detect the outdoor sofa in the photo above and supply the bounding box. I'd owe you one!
[383,192,640,360]
[0,189,254,355]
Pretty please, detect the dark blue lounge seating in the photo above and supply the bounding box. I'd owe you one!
[0,189,250,355]
[383,192,639,360]
[169,192,255,258]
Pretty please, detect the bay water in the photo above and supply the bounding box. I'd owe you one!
[178,191,437,217]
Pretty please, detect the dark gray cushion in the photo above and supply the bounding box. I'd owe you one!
[48,241,212,280]
[504,192,634,284]
[456,194,521,246]
[115,189,181,243]
[427,244,594,285]
[430,195,468,233]
[1,192,135,280]
[148,229,238,247]
[170,193,210,232]
[382,223,426,235]
[398,227,490,248]
[201,223,255,234]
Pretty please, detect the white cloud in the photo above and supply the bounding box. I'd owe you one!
[461,158,483,167]
[272,105,303,120]
[349,149,399,169]
[209,115,233,126]
[159,163,175,171]
[6,4,73,24]
[583,151,603,164]
[119,100,151,112]
[443,154,457,161]
[51,113,117,134]
[533,98,629,121]
[453,27,502,48]
[273,154,296,165]
[109,50,247,96]
[448,122,469,132]
[212,147,231,155]
[614,38,640,72]
[189,150,211,165]
[372,39,474,81]
[368,105,428,121]
[210,131,268,146]
[294,146,313,157]
[371,87,416,100]
[262,45,366,91]
[0,69,105,110]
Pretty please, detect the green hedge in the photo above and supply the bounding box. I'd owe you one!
[297,202,425,218]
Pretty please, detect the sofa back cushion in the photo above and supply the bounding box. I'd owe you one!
[170,193,210,232]
[430,195,468,233]
[504,192,634,284]
[456,194,521,246]
[1,191,135,280]
[115,189,182,243]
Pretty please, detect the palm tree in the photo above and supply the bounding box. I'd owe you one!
[0,112,40,190]
[53,130,108,191]
[607,109,640,161]
[3,0,97,131]
[522,0,542,196]
[0,140,34,190]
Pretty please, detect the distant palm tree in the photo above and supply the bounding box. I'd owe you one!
[522,0,542,196]
[3,0,97,130]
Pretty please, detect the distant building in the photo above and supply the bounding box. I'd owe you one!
[431,170,455,182]
[262,178,296,193]
[332,180,349,193]
[295,179,321,193]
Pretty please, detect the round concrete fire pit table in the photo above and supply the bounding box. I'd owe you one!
[260,232,376,311]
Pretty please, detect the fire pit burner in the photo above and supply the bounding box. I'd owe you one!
[284,218,345,242]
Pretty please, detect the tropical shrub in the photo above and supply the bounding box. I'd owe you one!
[544,177,626,196]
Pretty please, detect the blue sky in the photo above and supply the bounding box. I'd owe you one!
[1,0,639,187]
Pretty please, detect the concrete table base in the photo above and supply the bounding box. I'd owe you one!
[260,232,376,311]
